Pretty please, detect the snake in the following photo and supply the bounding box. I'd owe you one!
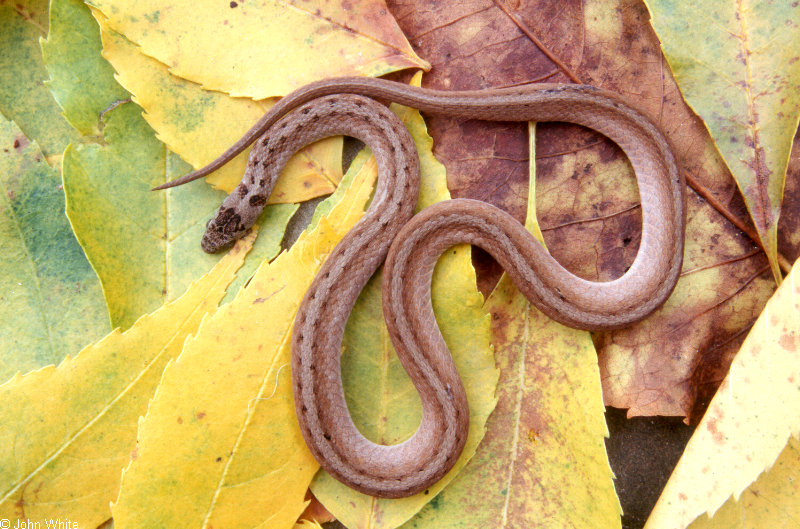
[155,77,685,498]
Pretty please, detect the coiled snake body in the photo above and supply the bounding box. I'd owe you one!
[156,77,684,498]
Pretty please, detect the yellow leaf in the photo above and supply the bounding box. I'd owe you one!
[309,72,498,529]
[396,124,620,529]
[93,9,342,195]
[111,153,378,529]
[687,435,800,529]
[0,232,256,528]
[645,258,800,529]
[85,0,430,99]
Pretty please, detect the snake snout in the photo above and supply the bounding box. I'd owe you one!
[201,220,235,254]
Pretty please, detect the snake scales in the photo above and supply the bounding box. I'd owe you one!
[155,77,685,498]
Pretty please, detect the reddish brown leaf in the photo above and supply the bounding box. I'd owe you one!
[778,131,800,264]
[385,0,789,419]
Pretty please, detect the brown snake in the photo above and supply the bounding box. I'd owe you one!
[155,77,685,498]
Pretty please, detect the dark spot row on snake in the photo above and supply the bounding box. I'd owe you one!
[238,185,248,197]
[249,195,267,207]
[215,207,244,235]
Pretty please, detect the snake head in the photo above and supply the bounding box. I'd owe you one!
[201,207,248,253]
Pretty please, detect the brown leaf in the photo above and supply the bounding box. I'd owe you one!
[778,131,800,264]
[386,0,785,419]
[298,493,335,526]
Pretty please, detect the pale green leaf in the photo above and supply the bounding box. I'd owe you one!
[0,117,108,384]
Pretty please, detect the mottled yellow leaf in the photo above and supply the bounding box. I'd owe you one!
[94,9,342,195]
[645,258,800,529]
[0,0,79,161]
[111,153,377,529]
[644,0,800,281]
[686,435,800,529]
[310,72,498,529]
[0,232,256,528]
[85,0,429,99]
[398,124,620,529]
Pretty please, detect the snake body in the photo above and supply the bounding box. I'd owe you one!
[158,77,684,498]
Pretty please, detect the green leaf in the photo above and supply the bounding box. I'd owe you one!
[0,0,79,161]
[41,0,130,136]
[0,116,108,384]
[644,0,800,281]
[51,0,296,327]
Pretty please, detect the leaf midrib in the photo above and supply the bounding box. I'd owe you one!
[0,163,57,365]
